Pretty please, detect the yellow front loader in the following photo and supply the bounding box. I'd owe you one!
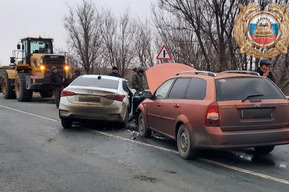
[0,37,71,101]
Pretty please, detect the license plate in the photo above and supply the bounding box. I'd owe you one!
[241,108,272,119]
[78,96,100,103]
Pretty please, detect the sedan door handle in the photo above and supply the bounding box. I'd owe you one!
[157,103,162,107]
[173,104,180,108]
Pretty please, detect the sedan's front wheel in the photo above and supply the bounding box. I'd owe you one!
[177,124,197,160]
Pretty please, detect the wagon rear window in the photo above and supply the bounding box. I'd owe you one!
[215,78,284,101]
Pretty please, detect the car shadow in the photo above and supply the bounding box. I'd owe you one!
[69,119,127,131]
[32,97,55,104]
[197,148,276,167]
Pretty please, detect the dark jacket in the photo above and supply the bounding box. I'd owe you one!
[108,72,121,77]
[254,68,275,82]
[50,72,64,89]
[131,73,146,92]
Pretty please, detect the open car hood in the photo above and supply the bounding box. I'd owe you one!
[145,63,196,93]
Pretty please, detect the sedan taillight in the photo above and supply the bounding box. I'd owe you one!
[205,102,220,127]
[104,95,125,101]
[61,90,75,97]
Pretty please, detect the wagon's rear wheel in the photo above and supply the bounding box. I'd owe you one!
[177,124,198,160]
[254,145,275,154]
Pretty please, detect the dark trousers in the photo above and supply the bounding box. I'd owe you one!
[53,86,63,107]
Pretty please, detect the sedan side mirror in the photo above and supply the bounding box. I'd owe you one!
[143,91,152,98]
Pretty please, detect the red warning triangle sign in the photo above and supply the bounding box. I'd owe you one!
[156,45,172,60]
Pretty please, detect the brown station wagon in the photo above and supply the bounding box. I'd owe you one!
[137,71,289,159]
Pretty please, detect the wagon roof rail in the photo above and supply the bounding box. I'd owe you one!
[221,70,260,76]
[175,70,216,77]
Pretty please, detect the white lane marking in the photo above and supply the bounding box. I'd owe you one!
[200,159,289,185]
[0,104,58,122]
[91,131,289,185]
[92,130,179,154]
[1,104,289,185]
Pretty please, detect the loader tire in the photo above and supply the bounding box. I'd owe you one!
[15,73,32,102]
[2,72,16,99]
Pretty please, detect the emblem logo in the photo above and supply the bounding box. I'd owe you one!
[234,3,289,58]
[87,90,93,94]
[254,103,261,107]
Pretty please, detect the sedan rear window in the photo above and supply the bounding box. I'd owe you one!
[215,77,284,101]
[71,77,119,89]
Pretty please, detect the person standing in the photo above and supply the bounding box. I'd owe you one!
[50,66,64,108]
[108,66,121,77]
[73,69,81,80]
[254,58,275,82]
[131,67,147,92]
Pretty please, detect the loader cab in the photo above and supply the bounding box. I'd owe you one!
[19,37,53,64]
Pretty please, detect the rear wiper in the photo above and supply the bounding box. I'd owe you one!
[242,94,264,102]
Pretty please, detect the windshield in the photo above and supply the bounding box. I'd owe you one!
[30,40,53,54]
[215,77,285,101]
[71,77,119,90]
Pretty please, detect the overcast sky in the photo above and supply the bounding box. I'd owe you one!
[0,0,156,65]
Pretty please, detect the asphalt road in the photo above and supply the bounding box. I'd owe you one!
[0,94,289,192]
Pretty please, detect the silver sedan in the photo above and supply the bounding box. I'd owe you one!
[59,75,132,128]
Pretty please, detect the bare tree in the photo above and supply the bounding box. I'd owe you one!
[153,0,212,70]
[154,0,241,71]
[64,0,102,74]
[153,0,289,93]
[100,10,117,73]
[117,12,137,76]
[135,19,155,69]
[100,10,137,77]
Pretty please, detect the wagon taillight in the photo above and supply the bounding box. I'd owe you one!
[205,102,220,127]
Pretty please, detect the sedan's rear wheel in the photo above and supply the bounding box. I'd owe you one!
[138,113,151,137]
[254,145,275,154]
[40,90,53,98]
[61,118,73,129]
[177,124,197,160]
